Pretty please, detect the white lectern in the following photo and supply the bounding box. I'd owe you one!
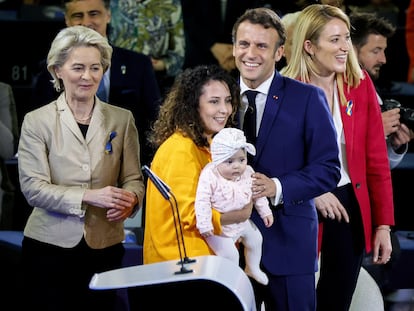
[90,255,256,311]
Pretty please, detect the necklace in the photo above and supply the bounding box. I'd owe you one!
[71,103,95,123]
[74,113,92,123]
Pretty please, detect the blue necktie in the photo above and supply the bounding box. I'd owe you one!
[243,90,259,145]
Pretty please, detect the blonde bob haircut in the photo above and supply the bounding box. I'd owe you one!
[281,4,363,107]
[46,25,112,92]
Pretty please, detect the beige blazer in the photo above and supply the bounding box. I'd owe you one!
[18,93,145,249]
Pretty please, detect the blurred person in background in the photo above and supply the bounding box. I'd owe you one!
[0,81,19,229]
[350,11,414,169]
[406,0,414,83]
[109,0,185,95]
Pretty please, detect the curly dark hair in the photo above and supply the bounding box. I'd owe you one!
[149,64,241,148]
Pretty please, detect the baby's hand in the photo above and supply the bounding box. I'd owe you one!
[263,214,274,227]
[201,230,214,238]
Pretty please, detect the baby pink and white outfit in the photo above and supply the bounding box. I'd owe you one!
[195,128,272,285]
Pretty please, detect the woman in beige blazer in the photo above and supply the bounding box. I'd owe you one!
[18,26,145,311]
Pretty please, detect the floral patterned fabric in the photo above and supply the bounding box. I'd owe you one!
[109,0,185,77]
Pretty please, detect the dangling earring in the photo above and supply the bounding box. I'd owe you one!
[56,79,63,92]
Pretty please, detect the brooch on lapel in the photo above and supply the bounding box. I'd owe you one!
[121,65,126,75]
[105,131,117,154]
[346,100,353,116]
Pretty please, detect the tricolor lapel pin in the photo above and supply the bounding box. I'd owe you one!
[346,100,353,116]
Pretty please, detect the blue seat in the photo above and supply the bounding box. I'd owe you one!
[0,230,24,250]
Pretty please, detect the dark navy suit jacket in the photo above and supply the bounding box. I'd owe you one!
[247,71,340,275]
[30,46,162,167]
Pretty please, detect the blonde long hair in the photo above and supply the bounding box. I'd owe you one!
[281,4,363,106]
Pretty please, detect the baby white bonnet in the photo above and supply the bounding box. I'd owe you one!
[211,128,256,165]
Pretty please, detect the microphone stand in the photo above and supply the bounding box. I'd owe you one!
[168,192,196,266]
[142,166,196,274]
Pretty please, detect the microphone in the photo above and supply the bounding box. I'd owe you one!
[141,165,196,274]
[142,165,170,200]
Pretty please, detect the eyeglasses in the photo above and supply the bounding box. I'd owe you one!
[105,131,117,154]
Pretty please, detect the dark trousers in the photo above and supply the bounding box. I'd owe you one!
[250,272,316,311]
[316,184,365,311]
[22,236,124,311]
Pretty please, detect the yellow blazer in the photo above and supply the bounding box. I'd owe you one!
[18,93,145,249]
[143,132,222,264]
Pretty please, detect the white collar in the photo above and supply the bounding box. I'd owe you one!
[240,71,275,96]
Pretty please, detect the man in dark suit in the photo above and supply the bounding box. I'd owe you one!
[232,8,340,310]
[30,0,161,167]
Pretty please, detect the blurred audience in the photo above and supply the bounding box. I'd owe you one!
[0,81,19,229]
[349,0,400,27]
[109,0,185,95]
[407,0,414,83]
[351,11,414,169]
[279,11,301,69]
[296,0,350,13]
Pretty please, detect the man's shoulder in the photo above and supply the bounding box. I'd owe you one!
[110,45,154,80]
[111,45,151,63]
[276,73,320,93]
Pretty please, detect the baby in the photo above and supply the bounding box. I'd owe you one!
[195,128,274,285]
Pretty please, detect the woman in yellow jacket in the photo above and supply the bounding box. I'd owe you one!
[143,65,252,264]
